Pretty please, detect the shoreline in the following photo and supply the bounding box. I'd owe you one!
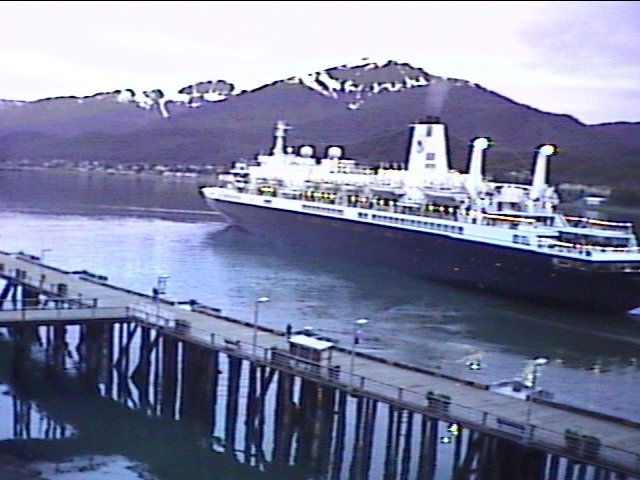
[0,165,216,185]
[2,165,640,211]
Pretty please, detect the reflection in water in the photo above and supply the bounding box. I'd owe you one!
[0,383,75,442]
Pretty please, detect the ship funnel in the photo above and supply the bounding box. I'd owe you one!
[405,118,449,187]
[271,120,290,156]
[530,144,556,200]
[465,137,491,198]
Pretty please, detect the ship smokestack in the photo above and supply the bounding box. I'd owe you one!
[530,144,556,200]
[405,118,449,187]
[271,120,289,156]
[465,137,491,198]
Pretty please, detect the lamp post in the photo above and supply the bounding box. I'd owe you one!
[349,318,369,388]
[252,296,270,355]
[40,248,51,264]
[154,274,170,299]
[39,248,51,287]
[526,356,549,423]
[154,274,170,322]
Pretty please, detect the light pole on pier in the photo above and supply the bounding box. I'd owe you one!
[349,318,369,388]
[252,296,270,355]
[526,356,549,424]
[39,248,51,286]
[154,274,170,297]
[40,248,51,263]
[153,274,170,322]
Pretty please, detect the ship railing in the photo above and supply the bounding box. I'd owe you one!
[564,215,635,234]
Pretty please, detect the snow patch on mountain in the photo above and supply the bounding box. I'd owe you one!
[284,58,469,110]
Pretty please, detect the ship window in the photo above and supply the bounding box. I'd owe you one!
[426,126,433,137]
[426,153,436,161]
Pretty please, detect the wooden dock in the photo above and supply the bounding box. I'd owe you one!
[1,249,639,478]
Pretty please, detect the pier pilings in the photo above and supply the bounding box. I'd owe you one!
[0,317,636,480]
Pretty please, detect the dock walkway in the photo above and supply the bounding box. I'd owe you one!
[1,250,639,477]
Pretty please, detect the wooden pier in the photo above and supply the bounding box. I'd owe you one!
[1,249,639,479]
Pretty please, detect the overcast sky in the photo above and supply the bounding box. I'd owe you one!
[1,1,638,124]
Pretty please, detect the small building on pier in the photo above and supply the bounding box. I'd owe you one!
[288,334,334,365]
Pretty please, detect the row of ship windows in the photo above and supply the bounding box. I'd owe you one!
[301,204,344,215]
[299,204,466,235]
[300,204,539,246]
[297,203,603,252]
[362,212,465,234]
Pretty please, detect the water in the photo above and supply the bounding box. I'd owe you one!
[1,168,640,479]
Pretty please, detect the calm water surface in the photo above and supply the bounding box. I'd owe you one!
[1,169,639,479]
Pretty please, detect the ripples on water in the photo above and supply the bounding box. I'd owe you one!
[1,169,640,477]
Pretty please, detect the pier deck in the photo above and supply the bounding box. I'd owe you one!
[1,250,639,477]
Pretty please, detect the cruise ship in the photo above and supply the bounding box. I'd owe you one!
[200,118,640,312]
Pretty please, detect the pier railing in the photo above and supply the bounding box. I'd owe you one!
[127,305,640,477]
[0,305,129,323]
[1,298,638,476]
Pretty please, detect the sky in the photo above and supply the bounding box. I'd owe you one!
[1,1,639,125]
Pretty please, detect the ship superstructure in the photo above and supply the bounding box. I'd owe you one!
[201,118,640,312]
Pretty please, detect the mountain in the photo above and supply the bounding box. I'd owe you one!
[1,59,639,204]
